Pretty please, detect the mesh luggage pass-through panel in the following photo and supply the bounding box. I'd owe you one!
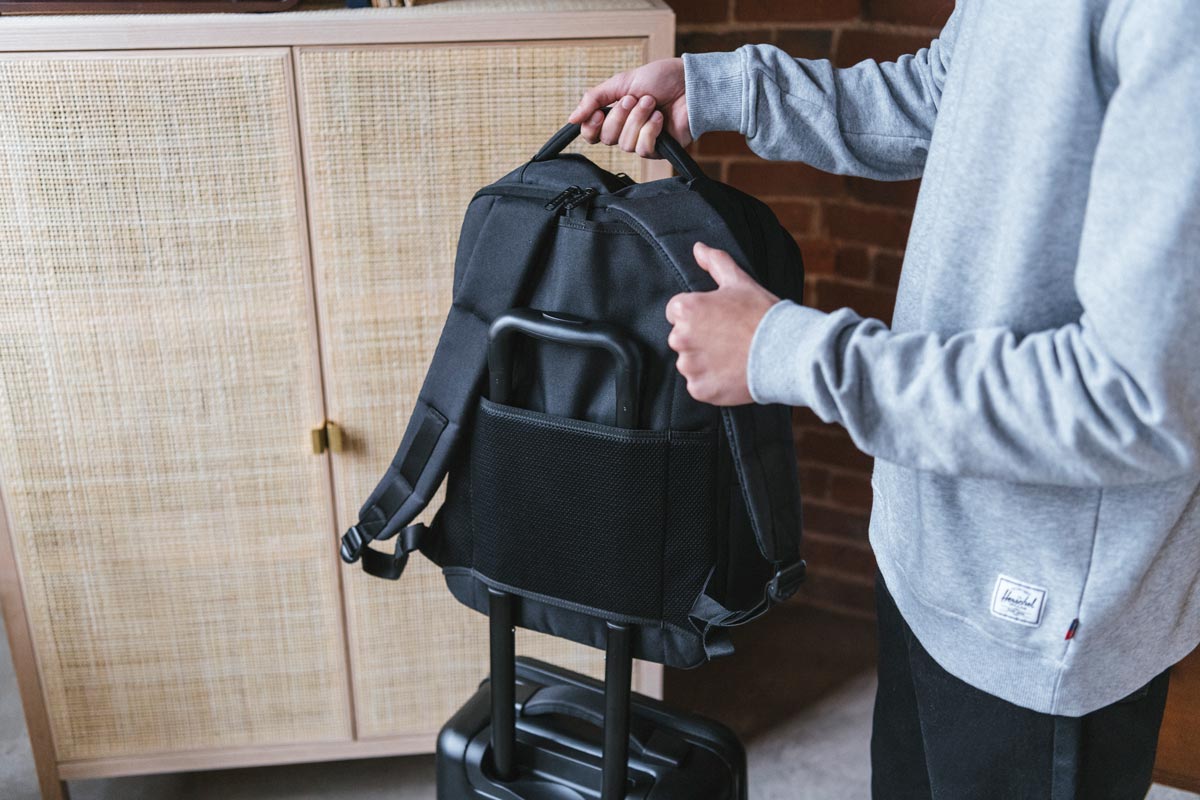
[470,399,715,622]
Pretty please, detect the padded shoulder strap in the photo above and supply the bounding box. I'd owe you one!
[340,192,559,577]
[606,185,804,583]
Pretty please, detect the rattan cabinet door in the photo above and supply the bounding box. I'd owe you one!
[0,50,351,760]
[296,40,648,739]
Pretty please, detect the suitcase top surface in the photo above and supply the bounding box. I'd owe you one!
[437,657,747,800]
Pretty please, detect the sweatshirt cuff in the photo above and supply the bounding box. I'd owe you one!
[747,300,830,406]
[682,50,745,139]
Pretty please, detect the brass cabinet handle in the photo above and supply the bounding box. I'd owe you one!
[311,425,329,455]
[326,421,345,453]
[311,421,345,455]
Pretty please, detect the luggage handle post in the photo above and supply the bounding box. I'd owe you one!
[486,308,643,794]
[602,622,634,800]
[489,589,517,782]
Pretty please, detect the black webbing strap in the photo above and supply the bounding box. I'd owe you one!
[341,523,429,581]
[342,193,561,577]
[399,409,445,488]
[688,560,806,658]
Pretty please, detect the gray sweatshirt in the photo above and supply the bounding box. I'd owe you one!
[683,0,1200,716]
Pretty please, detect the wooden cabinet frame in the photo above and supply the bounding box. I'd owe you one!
[0,5,674,799]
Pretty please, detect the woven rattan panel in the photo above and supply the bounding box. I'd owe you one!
[291,0,655,16]
[0,51,351,760]
[388,0,655,13]
[297,41,646,739]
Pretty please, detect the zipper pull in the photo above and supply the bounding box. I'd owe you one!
[545,185,582,212]
[563,187,598,211]
[614,172,635,187]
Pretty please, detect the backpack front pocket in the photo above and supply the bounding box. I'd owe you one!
[469,398,716,623]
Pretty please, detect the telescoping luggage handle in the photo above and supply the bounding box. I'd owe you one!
[532,105,706,183]
[487,308,641,800]
[487,308,643,427]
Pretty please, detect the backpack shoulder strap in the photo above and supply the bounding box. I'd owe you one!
[340,191,560,579]
[606,184,805,605]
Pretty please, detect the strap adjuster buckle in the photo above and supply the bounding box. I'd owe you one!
[340,524,373,564]
[768,559,807,604]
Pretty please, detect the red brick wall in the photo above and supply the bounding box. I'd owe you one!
[670,0,953,619]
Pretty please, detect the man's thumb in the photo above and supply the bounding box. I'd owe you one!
[693,242,744,288]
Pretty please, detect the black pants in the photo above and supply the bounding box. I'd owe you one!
[872,573,1171,800]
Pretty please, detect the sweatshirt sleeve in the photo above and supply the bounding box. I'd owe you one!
[746,2,1200,488]
[682,7,962,181]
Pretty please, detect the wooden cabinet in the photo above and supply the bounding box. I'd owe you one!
[0,46,352,760]
[0,4,673,798]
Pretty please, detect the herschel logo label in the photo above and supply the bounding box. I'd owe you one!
[991,575,1046,627]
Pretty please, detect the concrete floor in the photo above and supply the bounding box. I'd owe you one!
[2,607,1195,799]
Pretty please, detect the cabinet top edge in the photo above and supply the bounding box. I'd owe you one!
[0,3,674,53]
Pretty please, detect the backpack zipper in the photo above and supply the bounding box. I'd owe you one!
[543,185,583,212]
[562,186,598,211]
[472,180,686,209]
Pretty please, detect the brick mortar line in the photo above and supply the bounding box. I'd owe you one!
[799,560,878,584]
[811,272,901,287]
[808,493,876,507]
[797,468,868,484]
[792,596,877,622]
[719,193,916,214]
[798,453,861,464]
[805,497,872,515]
[804,529,875,551]
[801,472,878,491]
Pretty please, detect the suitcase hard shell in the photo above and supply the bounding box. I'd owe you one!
[436,656,747,800]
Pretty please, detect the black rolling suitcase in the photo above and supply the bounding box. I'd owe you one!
[435,310,747,799]
[436,609,748,800]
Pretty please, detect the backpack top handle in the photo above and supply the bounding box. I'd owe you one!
[532,106,706,183]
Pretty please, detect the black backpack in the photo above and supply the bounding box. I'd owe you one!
[339,122,806,668]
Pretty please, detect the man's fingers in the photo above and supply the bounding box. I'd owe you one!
[600,95,636,145]
[686,377,714,404]
[569,74,628,124]
[667,322,693,353]
[619,96,656,152]
[580,110,605,144]
[693,242,744,288]
[635,111,664,159]
[665,292,693,324]
[676,347,710,372]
